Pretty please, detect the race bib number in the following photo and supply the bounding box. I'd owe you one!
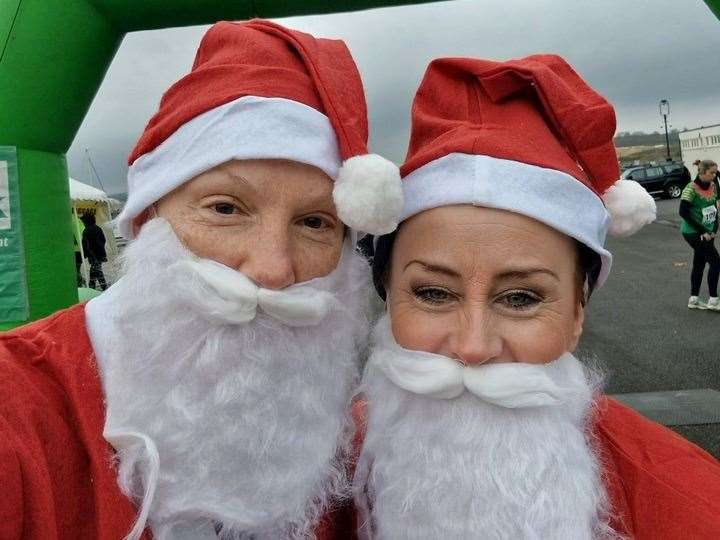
[702,205,717,225]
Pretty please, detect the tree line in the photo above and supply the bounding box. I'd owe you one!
[614,130,681,148]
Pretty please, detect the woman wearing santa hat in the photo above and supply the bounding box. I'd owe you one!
[353,54,720,539]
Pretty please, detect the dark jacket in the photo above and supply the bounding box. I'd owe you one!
[81,224,107,262]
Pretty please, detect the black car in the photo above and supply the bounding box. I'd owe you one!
[620,162,690,198]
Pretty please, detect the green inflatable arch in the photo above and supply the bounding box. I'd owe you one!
[0,0,719,329]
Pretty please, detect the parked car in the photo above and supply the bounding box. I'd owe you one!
[620,162,691,198]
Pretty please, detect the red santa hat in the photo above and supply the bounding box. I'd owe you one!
[117,19,402,239]
[399,54,656,287]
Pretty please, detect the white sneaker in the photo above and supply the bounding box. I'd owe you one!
[688,296,708,309]
[707,297,720,311]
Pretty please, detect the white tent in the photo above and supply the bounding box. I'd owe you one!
[69,177,121,208]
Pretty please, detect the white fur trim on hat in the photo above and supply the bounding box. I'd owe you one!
[333,154,402,235]
[117,96,341,239]
[401,152,614,287]
[602,179,657,237]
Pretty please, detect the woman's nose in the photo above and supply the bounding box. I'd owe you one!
[449,311,504,366]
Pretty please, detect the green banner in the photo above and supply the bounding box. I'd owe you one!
[0,147,29,322]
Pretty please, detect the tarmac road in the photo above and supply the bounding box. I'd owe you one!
[578,197,720,457]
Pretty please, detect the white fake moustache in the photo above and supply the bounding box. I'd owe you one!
[170,258,338,327]
[369,316,588,408]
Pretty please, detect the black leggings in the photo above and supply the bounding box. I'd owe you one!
[683,233,720,297]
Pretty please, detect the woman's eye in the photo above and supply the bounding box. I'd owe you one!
[212,202,239,215]
[500,291,541,310]
[302,216,329,229]
[414,287,454,305]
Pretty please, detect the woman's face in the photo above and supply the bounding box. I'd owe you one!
[387,205,585,365]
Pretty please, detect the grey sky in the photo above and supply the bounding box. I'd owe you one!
[67,0,720,196]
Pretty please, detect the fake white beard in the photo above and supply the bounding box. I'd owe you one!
[88,219,371,540]
[354,315,621,540]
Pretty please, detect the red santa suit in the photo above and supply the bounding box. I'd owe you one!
[593,398,720,538]
[0,305,354,540]
[351,398,720,539]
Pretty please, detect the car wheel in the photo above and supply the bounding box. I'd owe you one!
[665,183,682,198]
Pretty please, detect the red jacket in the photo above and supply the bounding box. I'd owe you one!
[351,394,720,539]
[0,305,353,540]
[592,397,720,538]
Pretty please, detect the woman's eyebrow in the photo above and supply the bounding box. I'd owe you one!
[495,268,560,281]
[403,260,461,278]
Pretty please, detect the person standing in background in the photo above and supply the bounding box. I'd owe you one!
[680,159,719,310]
[80,212,108,290]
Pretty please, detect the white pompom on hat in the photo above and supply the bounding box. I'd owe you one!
[602,179,657,237]
[117,19,402,239]
[334,154,403,234]
[398,54,657,287]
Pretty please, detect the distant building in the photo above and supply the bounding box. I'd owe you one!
[679,123,720,177]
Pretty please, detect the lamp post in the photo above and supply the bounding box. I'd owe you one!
[659,99,671,161]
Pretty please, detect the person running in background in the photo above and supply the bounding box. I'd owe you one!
[680,159,719,310]
[80,212,108,290]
